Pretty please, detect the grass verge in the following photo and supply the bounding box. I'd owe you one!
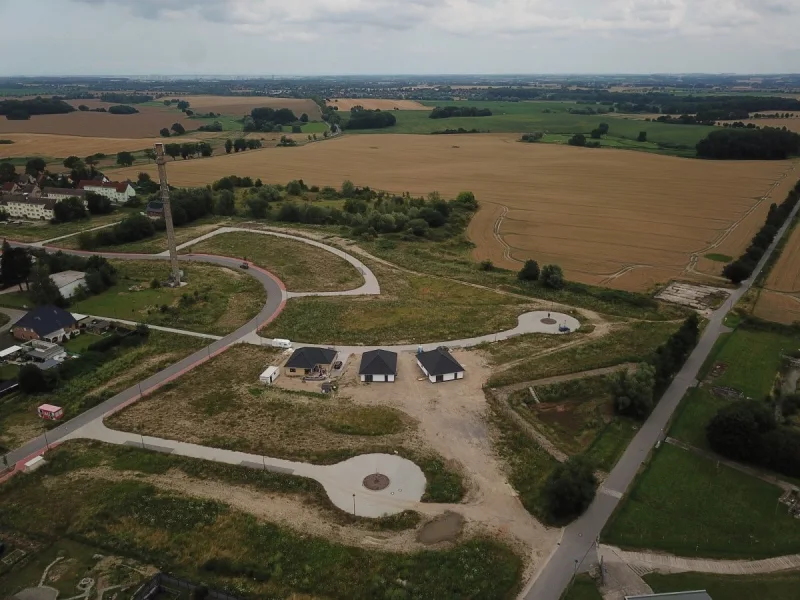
[603,444,800,559]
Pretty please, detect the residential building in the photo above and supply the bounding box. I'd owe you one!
[12,305,78,342]
[146,200,164,219]
[358,349,397,382]
[283,347,337,377]
[77,180,135,204]
[42,187,87,203]
[49,270,86,299]
[0,195,57,220]
[416,348,465,383]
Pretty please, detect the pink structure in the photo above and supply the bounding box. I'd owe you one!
[37,404,63,421]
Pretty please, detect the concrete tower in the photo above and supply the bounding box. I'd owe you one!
[154,143,181,285]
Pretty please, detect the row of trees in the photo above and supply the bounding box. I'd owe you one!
[0,97,75,120]
[244,107,299,132]
[723,180,800,283]
[696,127,800,160]
[107,105,139,115]
[429,106,492,119]
[516,259,565,289]
[100,93,153,104]
[345,107,396,130]
[159,122,186,137]
[224,138,262,153]
[160,141,214,160]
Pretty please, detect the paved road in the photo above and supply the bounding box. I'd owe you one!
[523,196,800,599]
[4,251,287,468]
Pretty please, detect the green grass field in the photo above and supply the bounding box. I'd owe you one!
[705,253,734,263]
[343,101,714,156]
[561,574,603,600]
[71,260,265,336]
[62,332,104,354]
[0,441,521,599]
[603,445,800,558]
[262,258,529,345]
[0,211,126,243]
[668,387,726,449]
[644,571,800,600]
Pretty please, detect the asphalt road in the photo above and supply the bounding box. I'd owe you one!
[524,197,800,600]
[4,251,286,467]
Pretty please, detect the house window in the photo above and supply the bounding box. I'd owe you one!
[289,368,296,373]
[436,374,444,382]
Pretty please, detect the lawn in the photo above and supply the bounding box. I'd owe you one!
[185,231,365,292]
[707,328,799,398]
[0,291,34,309]
[106,345,463,502]
[344,101,715,156]
[561,574,603,600]
[62,332,104,354]
[0,363,18,380]
[70,260,266,336]
[0,331,205,451]
[479,331,587,366]
[0,442,521,599]
[705,253,733,263]
[0,211,125,243]
[603,444,800,558]
[262,258,530,345]
[488,321,679,388]
[52,219,226,252]
[583,418,639,472]
[644,571,800,600]
[668,387,727,449]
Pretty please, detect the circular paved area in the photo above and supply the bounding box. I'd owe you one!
[320,453,427,517]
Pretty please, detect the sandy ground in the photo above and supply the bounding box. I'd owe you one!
[326,98,429,111]
[108,134,793,292]
[326,351,560,574]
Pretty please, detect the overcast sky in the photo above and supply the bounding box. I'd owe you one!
[1,0,799,76]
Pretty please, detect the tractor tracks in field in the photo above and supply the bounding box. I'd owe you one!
[491,204,522,265]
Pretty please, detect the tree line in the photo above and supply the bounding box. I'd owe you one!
[696,127,800,160]
[99,93,153,104]
[429,106,492,119]
[244,107,299,132]
[723,179,800,283]
[344,107,396,130]
[107,105,139,115]
[0,97,75,120]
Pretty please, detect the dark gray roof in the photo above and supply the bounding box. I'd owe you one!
[359,349,397,375]
[626,592,712,600]
[147,201,164,211]
[285,347,337,370]
[13,305,76,337]
[417,348,464,376]
[1,194,57,209]
[43,187,86,198]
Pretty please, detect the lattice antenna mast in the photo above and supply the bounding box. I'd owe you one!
[154,143,180,284]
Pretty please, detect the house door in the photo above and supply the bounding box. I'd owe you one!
[365,375,373,383]
[436,375,444,382]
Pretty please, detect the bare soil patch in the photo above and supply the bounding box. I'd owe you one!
[416,511,465,544]
[108,134,793,291]
[327,98,430,111]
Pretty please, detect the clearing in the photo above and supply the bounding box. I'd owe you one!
[70,260,266,336]
[602,444,800,559]
[108,134,794,291]
[0,442,521,600]
[184,231,365,292]
[261,257,531,345]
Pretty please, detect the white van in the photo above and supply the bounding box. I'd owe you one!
[271,338,292,349]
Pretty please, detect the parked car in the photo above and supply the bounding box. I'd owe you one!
[333,360,343,370]
[239,262,249,269]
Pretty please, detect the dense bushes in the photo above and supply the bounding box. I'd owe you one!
[344,108,396,130]
[0,97,75,120]
[707,400,800,477]
[243,107,297,132]
[429,106,492,119]
[541,456,597,523]
[431,128,480,135]
[107,105,139,115]
[520,132,543,142]
[79,213,155,249]
[649,314,700,391]
[723,179,800,283]
[696,127,800,160]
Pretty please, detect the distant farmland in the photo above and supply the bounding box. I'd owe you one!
[109,133,794,291]
[161,96,322,120]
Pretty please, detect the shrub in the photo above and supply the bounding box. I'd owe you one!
[540,264,565,289]
[612,363,656,419]
[706,400,776,463]
[480,259,494,271]
[541,456,597,523]
[517,259,540,281]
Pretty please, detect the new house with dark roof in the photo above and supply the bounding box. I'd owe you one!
[359,349,397,382]
[416,348,465,383]
[12,305,78,343]
[283,347,337,377]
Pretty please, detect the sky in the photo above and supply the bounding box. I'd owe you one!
[1,0,799,76]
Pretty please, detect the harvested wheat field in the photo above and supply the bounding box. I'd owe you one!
[0,105,193,138]
[327,98,429,111]
[0,133,203,159]
[718,118,800,133]
[109,133,793,291]
[163,95,322,119]
[754,290,800,324]
[753,217,800,324]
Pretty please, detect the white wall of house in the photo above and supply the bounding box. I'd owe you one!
[360,374,395,383]
[417,359,464,383]
[46,191,87,205]
[83,184,134,204]
[3,201,54,220]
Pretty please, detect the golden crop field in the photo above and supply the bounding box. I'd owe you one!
[326,98,429,111]
[754,215,800,324]
[0,133,204,159]
[162,95,322,119]
[109,133,793,291]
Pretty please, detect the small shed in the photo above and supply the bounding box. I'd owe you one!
[0,345,22,360]
[259,366,280,385]
[37,404,63,421]
[416,348,465,383]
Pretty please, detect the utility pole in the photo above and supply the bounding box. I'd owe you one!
[154,142,181,285]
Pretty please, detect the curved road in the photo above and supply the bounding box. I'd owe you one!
[4,251,287,470]
[523,194,800,600]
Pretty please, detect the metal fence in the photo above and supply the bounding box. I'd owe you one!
[132,572,240,600]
